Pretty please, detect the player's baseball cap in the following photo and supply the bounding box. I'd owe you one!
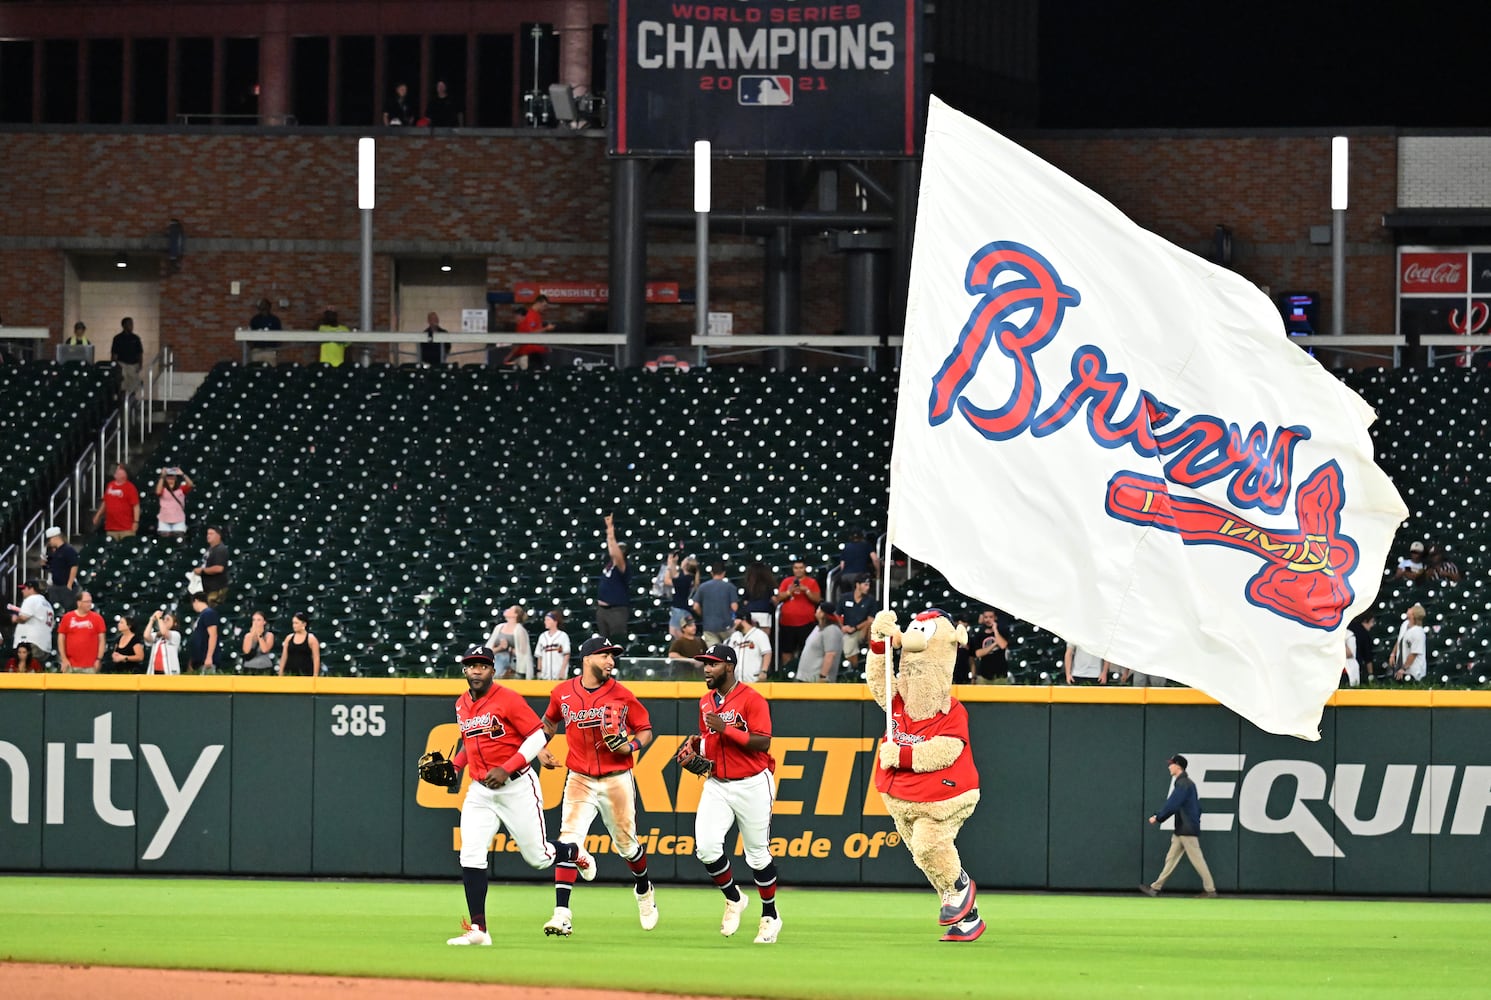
[1168,754,1188,770]
[697,644,736,666]
[21,578,40,592]
[458,644,494,665]
[579,635,624,658]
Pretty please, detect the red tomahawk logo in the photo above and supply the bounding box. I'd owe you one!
[1105,462,1359,629]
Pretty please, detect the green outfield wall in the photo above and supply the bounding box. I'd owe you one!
[1,677,1488,896]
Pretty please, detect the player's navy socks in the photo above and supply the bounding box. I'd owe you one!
[704,855,742,903]
[751,862,779,919]
[555,862,578,907]
[625,848,652,894]
[550,839,578,864]
[461,866,488,929]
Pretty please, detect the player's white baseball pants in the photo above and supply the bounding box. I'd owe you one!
[561,771,641,857]
[694,770,776,869]
[458,769,557,869]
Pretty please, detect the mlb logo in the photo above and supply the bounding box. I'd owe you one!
[738,76,793,106]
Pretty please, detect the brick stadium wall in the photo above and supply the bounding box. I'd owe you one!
[0,128,1400,369]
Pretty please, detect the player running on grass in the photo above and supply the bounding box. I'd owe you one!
[539,635,659,936]
[417,644,596,945]
[677,643,782,944]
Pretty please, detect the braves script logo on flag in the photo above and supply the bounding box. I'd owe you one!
[926,242,1360,629]
[891,99,1406,738]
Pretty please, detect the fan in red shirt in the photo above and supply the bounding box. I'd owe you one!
[437,645,596,947]
[683,643,783,944]
[771,559,821,675]
[505,294,554,367]
[57,591,107,673]
[92,464,140,538]
[540,635,658,936]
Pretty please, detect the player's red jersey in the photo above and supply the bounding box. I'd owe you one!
[875,693,979,803]
[544,675,652,776]
[451,683,541,782]
[697,681,773,780]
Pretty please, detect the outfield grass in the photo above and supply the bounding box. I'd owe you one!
[0,877,1487,999]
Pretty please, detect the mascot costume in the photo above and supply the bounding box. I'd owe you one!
[866,608,984,942]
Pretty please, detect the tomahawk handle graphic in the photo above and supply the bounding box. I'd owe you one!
[1105,463,1359,630]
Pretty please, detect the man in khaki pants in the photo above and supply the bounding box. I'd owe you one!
[1140,754,1218,898]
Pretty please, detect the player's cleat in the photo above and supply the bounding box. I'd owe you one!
[753,915,782,944]
[1138,884,1159,897]
[939,877,977,926]
[1195,890,1219,898]
[939,915,986,943]
[574,846,598,882]
[447,920,491,946]
[543,906,574,937]
[720,896,749,937]
[636,887,659,931]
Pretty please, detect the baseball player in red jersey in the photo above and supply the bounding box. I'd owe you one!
[439,645,597,946]
[540,635,658,936]
[681,643,782,944]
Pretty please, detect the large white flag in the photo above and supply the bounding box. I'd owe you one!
[891,98,1407,739]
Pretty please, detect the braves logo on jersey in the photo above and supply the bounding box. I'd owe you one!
[560,704,613,730]
[708,708,748,731]
[459,712,506,740]
[888,718,927,746]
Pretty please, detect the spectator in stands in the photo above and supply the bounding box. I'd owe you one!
[725,607,772,683]
[93,463,140,539]
[250,298,282,332]
[188,593,223,674]
[772,559,821,677]
[317,309,351,366]
[1395,540,1426,580]
[535,610,571,681]
[249,298,283,364]
[838,577,879,675]
[106,614,144,674]
[5,642,42,673]
[835,529,880,597]
[595,513,632,641]
[667,616,707,669]
[143,609,182,675]
[279,612,321,676]
[427,79,463,127]
[952,612,975,684]
[240,611,276,672]
[487,604,534,679]
[65,321,91,346]
[1391,603,1428,682]
[191,526,230,607]
[420,312,448,365]
[1422,543,1462,584]
[1349,611,1377,682]
[506,294,554,369]
[1064,641,1107,685]
[669,554,702,639]
[795,601,844,683]
[384,81,415,126]
[10,580,54,659]
[43,526,79,611]
[692,563,738,646]
[971,608,1013,684]
[742,560,776,628]
[57,590,106,673]
[1343,625,1360,688]
[110,317,144,398]
[154,466,193,538]
[1121,663,1167,687]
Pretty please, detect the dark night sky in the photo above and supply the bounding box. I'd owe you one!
[1037,2,1491,129]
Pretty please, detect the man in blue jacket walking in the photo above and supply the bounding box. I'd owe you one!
[1140,754,1218,898]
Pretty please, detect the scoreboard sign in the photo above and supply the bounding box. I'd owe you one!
[611,0,922,157]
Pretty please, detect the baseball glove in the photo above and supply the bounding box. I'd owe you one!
[676,735,713,777]
[417,749,460,788]
[601,703,632,753]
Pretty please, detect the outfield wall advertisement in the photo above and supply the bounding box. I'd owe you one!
[609,0,922,156]
[1,682,1489,896]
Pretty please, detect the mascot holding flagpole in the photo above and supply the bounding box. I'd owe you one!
[866,606,985,942]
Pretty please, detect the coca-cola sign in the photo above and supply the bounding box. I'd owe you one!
[1401,252,1467,293]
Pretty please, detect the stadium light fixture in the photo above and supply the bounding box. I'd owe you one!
[694,139,711,213]
[114,253,128,269]
[1331,137,1348,211]
[358,138,376,210]
[439,255,453,273]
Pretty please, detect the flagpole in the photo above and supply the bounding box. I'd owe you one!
[882,514,895,739]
